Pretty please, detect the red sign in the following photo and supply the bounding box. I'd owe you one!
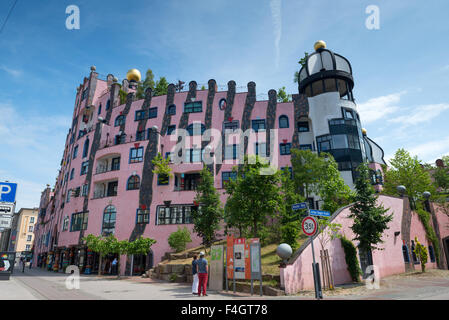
[302,216,318,236]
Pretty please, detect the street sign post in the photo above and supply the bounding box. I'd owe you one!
[302,211,323,299]
[292,202,308,211]
[302,216,317,236]
[309,209,331,218]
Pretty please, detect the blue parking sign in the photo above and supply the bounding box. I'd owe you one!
[0,182,17,203]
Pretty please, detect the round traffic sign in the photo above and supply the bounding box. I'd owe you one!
[302,216,318,236]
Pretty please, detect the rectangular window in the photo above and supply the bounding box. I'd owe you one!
[182,173,201,191]
[157,174,169,185]
[185,149,202,163]
[252,119,266,132]
[148,107,158,119]
[29,217,35,223]
[82,184,89,197]
[157,205,196,225]
[225,144,238,160]
[73,145,78,159]
[136,130,146,141]
[184,101,202,113]
[298,121,309,132]
[25,245,31,251]
[167,125,176,135]
[62,217,69,231]
[255,142,267,157]
[115,134,126,145]
[111,157,120,171]
[107,181,118,197]
[81,89,88,101]
[136,209,150,224]
[222,171,237,188]
[299,144,312,151]
[70,212,89,232]
[66,189,71,203]
[135,110,146,121]
[280,143,291,155]
[27,235,32,242]
[28,226,33,232]
[223,120,239,132]
[130,147,144,163]
[81,161,89,175]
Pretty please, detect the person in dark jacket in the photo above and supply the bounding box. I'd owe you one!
[191,255,198,295]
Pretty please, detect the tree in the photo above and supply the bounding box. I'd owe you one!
[294,52,309,83]
[154,77,169,96]
[413,237,428,272]
[128,236,157,256]
[136,69,155,99]
[383,149,435,205]
[349,163,393,254]
[102,234,129,279]
[278,168,305,249]
[192,166,223,249]
[152,152,172,184]
[317,217,342,253]
[168,227,192,252]
[83,234,106,275]
[291,149,327,200]
[224,155,282,242]
[433,163,449,193]
[277,86,292,103]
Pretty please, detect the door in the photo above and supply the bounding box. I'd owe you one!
[359,248,373,279]
[444,237,449,270]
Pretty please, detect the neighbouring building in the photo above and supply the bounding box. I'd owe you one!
[33,41,387,276]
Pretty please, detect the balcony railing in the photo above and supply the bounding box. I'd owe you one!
[95,165,120,175]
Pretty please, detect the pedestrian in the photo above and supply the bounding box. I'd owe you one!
[29,256,32,269]
[196,251,208,297]
[191,255,199,295]
[111,257,117,275]
[20,257,25,273]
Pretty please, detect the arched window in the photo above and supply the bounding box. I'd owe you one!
[115,115,126,127]
[82,138,90,158]
[102,205,116,236]
[279,115,289,128]
[127,175,140,190]
[187,123,206,136]
[106,99,111,110]
[168,104,176,115]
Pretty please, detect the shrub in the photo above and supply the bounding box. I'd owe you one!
[340,236,362,282]
[416,207,440,264]
[168,227,192,252]
[169,273,178,282]
[414,237,428,272]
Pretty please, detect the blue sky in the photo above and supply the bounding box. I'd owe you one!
[1,0,449,209]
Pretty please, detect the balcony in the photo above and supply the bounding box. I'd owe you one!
[92,180,118,199]
[95,155,120,175]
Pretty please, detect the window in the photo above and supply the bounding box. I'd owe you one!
[27,235,32,242]
[136,130,146,141]
[81,161,89,175]
[78,129,87,139]
[167,125,176,135]
[223,120,239,132]
[157,205,196,225]
[81,89,88,101]
[106,100,110,110]
[115,115,126,126]
[62,216,69,231]
[300,144,312,151]
[148,107,158,119]
[280,143,292,155]
[222,171,237,188]
[317,136,331,152]
[157,174,169,185]
[187,123,206,136]
[98,104,102,115]
[225,144,238,160]
[185,149,202,163]
[136,209,150,224]
[74,187,81,197]
[252,119,266,132]
[82,184,89,197]
[168,104,176,115]
[429,245,436,263]
[28,226,34,232]
[127,175,140,190]
[135,110,146,121]
[111,157,120,171]
[29,217,35,223]
[66,189,71,203]
[182,173,201,191]
[70,168,75,180]
[107,181,118,197]
[70,211,88,232]
[279,115,289,128]
[255,142,267,157]
[218,98,226,110]
[130,147,144,163]
[25,245,31,251]
[73,145,78,159]
[298,121,309,132]
[102,206,116,236]
[115,134,126,145]
[184,101,202,113]
[83,138,90,158]
[411,240,419,264]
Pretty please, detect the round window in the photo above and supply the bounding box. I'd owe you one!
[218,98,226,110]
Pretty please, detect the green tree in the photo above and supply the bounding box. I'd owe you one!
[317,217,342,253]
[152,152,172,184]
[128,236,157,256]
[294,52,309,83]
[433,164,449,193]
[136,69,155,99]
[154,76,169,96]
[291,149,326,200]
[103,234,129,279]
[192,166,223,249]
[224,156,282,242]
[279,168,305,249]
[383,149,435,205]
[349,163,393,253]
[413,236,428,272]
[277,86,292,103]
[168,227,192,252]
[83,234,106,275]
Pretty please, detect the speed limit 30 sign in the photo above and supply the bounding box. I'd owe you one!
[302,216,317,236]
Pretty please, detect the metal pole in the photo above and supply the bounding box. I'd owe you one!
[259,243,263,296]
[225,246,228,292]
[250,241,253,296]
[233,244,236,293]
[130,254,134,276]
[307,202,321,300]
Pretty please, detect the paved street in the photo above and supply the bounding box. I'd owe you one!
[2,267,449,300]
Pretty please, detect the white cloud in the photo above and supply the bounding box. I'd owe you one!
[388,103,449,127]
[0,65,23,78]
[407,136,449,163]
[270,0,282,69]
[357,91,405,124]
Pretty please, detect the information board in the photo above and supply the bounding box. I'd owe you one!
[209,245,224,291]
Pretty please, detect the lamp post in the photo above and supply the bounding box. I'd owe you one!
[397,185,406,197]
[276,243,292,291]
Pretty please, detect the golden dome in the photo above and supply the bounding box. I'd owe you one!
[362,128,367,135]
[314,40,326,51]
[126,69,141,82]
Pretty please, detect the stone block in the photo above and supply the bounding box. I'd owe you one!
[175,274,187,283]
[160,264,172,274]
[171,264,185,274]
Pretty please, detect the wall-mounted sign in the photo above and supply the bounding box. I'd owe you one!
[0,182,17,203]
[0,203,14,216]
[0,216,12,229]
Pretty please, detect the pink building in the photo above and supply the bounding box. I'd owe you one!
[33,42,388,276]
